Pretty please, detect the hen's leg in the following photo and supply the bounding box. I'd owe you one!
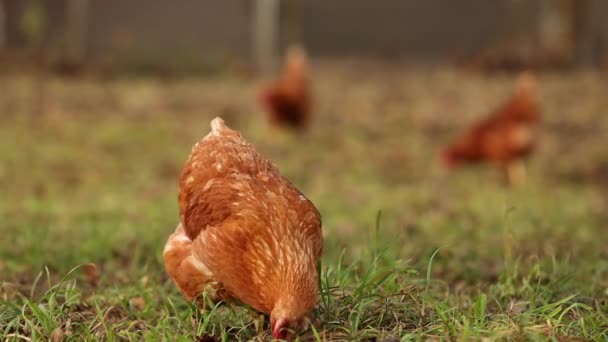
[506,159,527,186]
[163,224,228,307]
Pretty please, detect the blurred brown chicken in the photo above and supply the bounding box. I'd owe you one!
[163,117,323,339]
[441,72,541,185]
[259,46,311,130]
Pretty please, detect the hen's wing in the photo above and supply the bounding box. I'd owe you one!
[178,120,277,240]
[189,172,321,313]
[163,223,229,303]
[176,118,322,313]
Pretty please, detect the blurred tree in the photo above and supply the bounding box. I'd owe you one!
[574,0,607,65]
[538,0,583,64]
[59,0,88,73]
[253,0,279,74]
[281,0,302,49]
[473,0,592,70]
[20,0,45,55]
[0,0,5,48]
[19,0,48,117]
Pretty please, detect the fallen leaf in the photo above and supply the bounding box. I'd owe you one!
[130,297,146,311]
[140,275,149,287]
[196,334,218,342]
[82,263,99,288]
[64,319,73,336]
[51,327,63,342]
[507,300,529,315]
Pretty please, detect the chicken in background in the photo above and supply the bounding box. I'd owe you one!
[163,117,323,340]
[259,46,311,131]
[441,72,541,185]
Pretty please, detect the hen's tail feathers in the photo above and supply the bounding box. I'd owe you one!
[210,117,227,135]
[163,224,229,307]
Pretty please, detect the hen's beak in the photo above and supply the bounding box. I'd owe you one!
[272,318,288,340]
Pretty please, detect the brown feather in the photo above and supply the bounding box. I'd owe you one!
[442,72,541,168]
[259,46,311,130]
[165,117,322,336]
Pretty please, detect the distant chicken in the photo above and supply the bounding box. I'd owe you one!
[259,46,311,130]
[163,117,323,339]
[442,72,541,185]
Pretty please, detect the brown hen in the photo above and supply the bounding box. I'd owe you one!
[163,117,323,339]
[442,72,541,185]
[259,46,311,131]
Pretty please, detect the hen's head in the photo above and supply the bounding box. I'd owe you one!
[514,71,538,98]
[511,71,540,120]
[283,45,309,81]
[270,303,311,340]
[258,88,273,111]
[269,283,317,339]
[441,148,460,169]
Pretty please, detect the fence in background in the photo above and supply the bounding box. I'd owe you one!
[1,0,607,72]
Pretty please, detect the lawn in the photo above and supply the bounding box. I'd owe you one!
[0,64,607,341]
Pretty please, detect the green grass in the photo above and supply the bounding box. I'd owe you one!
[1,66,607,341]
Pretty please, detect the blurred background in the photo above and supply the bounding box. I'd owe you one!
[1,1,607,340]
[1,0,608,73]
